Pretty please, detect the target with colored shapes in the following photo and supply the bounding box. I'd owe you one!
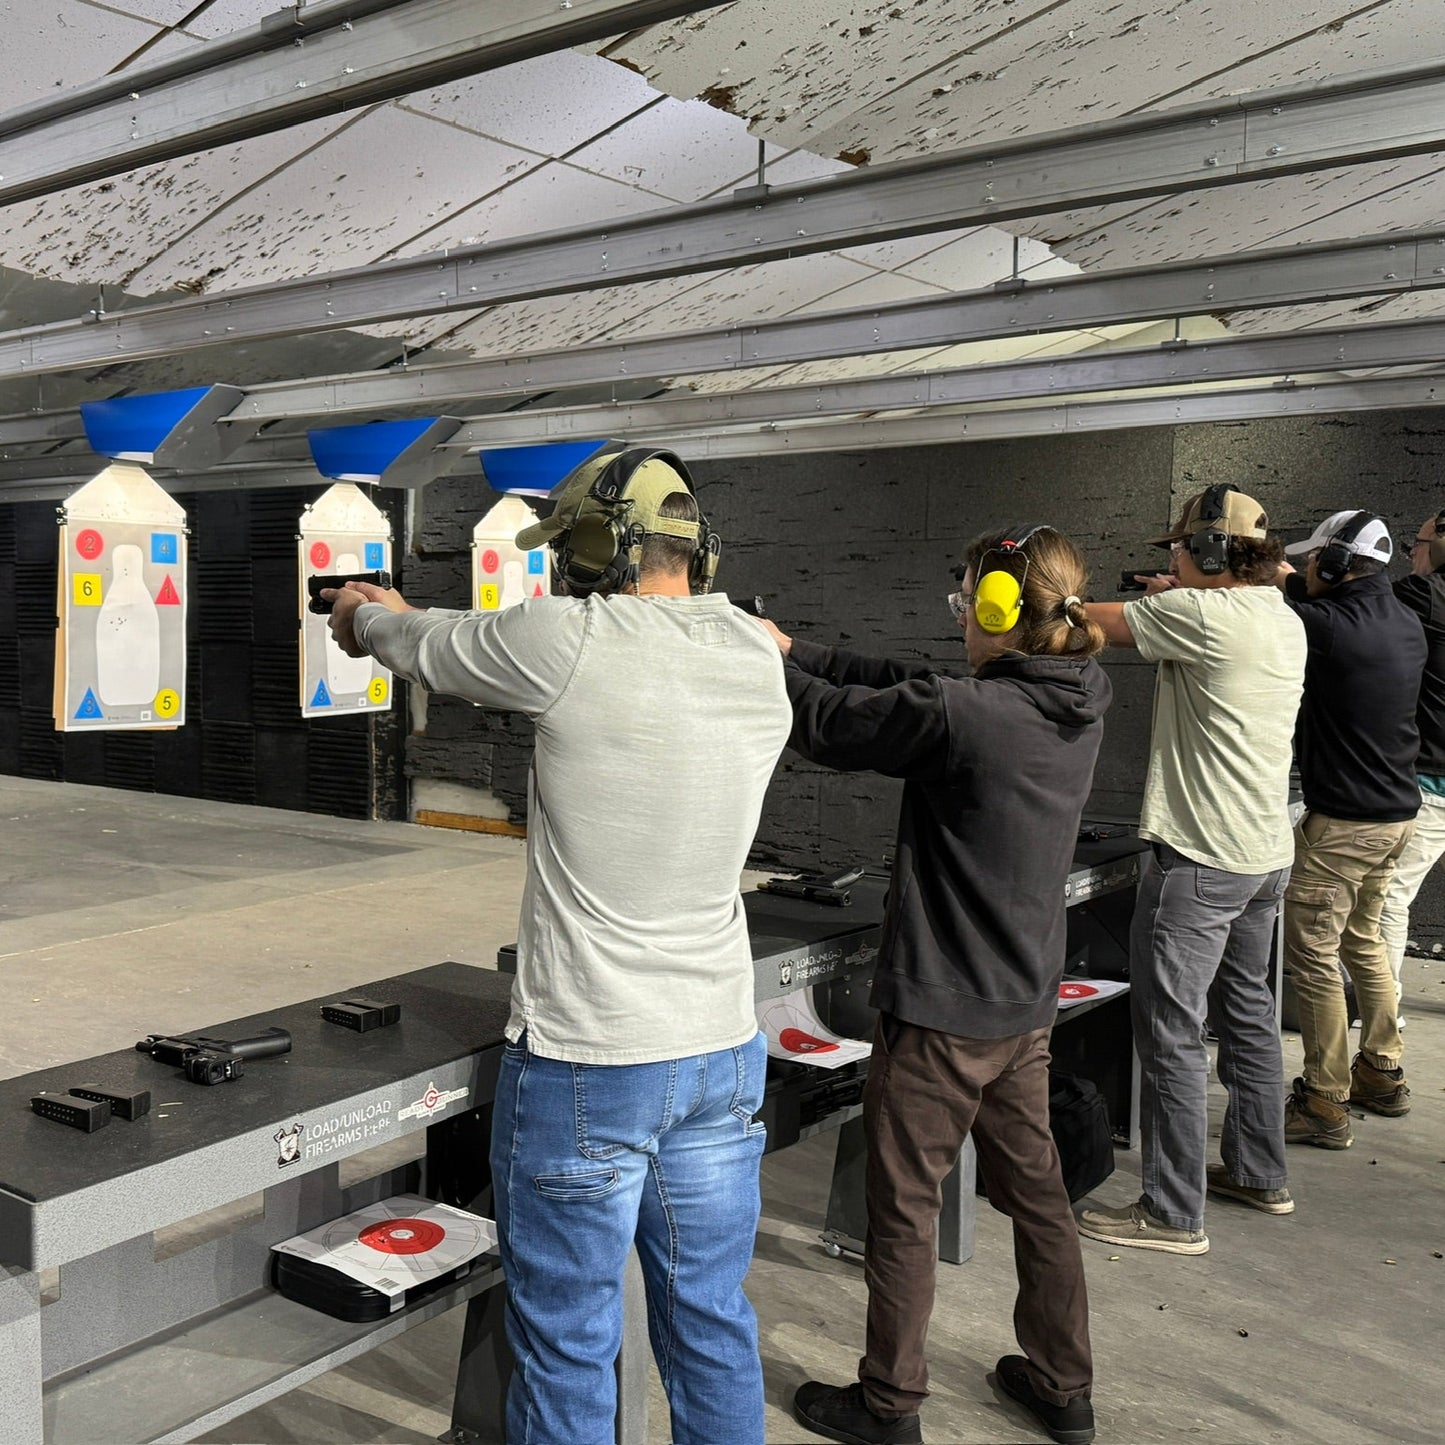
[56,465,189,733]
[298,484,392,719]
[472,495,550,614]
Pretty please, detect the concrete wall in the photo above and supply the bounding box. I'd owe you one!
[403,408,1445,934]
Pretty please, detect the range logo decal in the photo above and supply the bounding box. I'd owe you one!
[398,1081,470,1122]
[275,1123,304,1168]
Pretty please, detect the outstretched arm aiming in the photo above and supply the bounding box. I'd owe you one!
[1082,602,1137,650]
[326,580,580,717]
[758,618,941,689]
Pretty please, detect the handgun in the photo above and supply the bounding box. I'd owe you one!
[307,572,393,614]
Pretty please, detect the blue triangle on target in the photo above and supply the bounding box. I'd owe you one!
[310,679,332,709]
[75,688,103,720]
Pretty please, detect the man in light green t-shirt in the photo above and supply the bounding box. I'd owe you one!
[1076,486,1306,1257]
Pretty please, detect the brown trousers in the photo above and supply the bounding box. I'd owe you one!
[859,1015,1093,1417]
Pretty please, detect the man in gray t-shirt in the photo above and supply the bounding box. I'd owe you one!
[327,444,791,1445]
[1078,486,1306,1258]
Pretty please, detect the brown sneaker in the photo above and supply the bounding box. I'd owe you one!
[1349,1054,1411,1116]
[1284,1078,1353,1149]
[1205,1166,1295,1215]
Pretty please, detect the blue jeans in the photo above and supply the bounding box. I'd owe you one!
[1131,842,1290,1230]
[490,1030,768,1445]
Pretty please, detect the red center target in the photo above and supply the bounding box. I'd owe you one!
[1059,982,1100,1000]
[76,529,104,560]
[358,1218,447,1255]
[309,541,332,569]
[779,1028,839,1054]
[480,548,500,574]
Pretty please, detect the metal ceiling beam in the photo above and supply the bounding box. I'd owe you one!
[0,0,728,207]
[222,229,1445,422]
[8,60,1445,380]
[646,375,1445,459]
[0,466,335,505]
[433,314,1445,448]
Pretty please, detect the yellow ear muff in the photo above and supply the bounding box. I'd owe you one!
[974,567,1024,634]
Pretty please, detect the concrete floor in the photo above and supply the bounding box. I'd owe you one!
[2,776,1442,1444]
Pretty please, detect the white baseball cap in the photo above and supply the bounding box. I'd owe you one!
[1285,510,1393,564]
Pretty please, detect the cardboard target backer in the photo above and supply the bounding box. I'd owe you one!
[472,494,551,612]
[298,483,392,718]
[272,1193,497,1308]
[54,462,188,732]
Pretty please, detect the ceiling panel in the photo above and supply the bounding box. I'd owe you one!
[5,0,162,105]
[401,49,663,156]
[103,0,201,23]
[126,108,548,292]
[397,158,676,259]
[565,96,793,201]
[0,114,350,290]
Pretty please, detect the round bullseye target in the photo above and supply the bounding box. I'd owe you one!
[318,1203,490,1280]
[1059,982,1100,1001]
[359,1218,446,1255]
[779,1028,839,1054]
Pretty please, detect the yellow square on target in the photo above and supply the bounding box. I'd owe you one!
[73,573,102,606]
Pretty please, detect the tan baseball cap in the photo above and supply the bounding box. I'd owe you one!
[1147,487,1270,550]
[514,445,696,552]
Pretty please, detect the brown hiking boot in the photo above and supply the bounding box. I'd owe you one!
[1349,1054,1411,1117]
[1284,1078,1353,1150]
[1205,1166,1295,1215]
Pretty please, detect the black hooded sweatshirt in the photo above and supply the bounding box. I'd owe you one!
[785,640,1112,1040]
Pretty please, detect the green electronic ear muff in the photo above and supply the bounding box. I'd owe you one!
[973,525,1047,635]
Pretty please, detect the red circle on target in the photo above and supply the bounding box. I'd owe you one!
[779,1028,839,1054]
[309,541,332,569]
[480,548,500,574]
[358,1218,447,1255]
[1059,982,1099,1000]
[76,528,104,560]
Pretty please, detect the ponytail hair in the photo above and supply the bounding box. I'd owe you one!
[964,527,1106,660]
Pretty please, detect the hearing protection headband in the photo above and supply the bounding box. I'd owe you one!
[1313,510,1379,587]
[1186,483,1237,575]
[972,525,1048,635]
[556,446,721,597]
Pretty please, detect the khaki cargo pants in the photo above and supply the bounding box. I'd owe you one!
[1284,811,1413,1101]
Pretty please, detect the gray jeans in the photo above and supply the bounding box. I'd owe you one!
[1131,842,1289,1230]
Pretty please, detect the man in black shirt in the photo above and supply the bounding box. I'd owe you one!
[1278,511,1424,1150]
[1379,510,1445,1027]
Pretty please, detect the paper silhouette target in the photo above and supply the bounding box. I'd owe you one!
[55,464,188,732]
[472,495,551,612]
[299,484,393,719]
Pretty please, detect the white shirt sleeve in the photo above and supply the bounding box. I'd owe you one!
[1123,588,1212,665]
[353,596,588,717]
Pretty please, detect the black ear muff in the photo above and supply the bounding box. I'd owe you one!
[1187,484,1236,575]
[1315,510,1377,587]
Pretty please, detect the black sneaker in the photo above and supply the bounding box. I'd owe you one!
[792,1380,923,1444]
[993,1356,1095,1445]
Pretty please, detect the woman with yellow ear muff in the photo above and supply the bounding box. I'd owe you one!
[761,525,1113,1445]
[970,526,1045,635]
